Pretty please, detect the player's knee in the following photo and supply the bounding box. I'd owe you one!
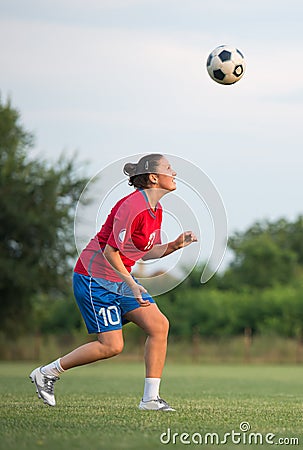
[97,337,124,357]
[112,342,124,356]
[162,315,170,337]
[151,314,169,339]
[108,341,124,356]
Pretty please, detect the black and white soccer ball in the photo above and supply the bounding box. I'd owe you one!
[206,45,246,85]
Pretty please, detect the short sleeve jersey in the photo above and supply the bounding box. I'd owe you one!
[74,189,162,282]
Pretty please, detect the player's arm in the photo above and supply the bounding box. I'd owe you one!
[142,231,197,260]
[103,244,150,307]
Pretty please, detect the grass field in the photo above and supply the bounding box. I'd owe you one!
[0,361,302,450]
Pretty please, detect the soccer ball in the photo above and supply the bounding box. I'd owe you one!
[206,45,246,85]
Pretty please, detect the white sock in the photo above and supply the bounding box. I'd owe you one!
[143,377,161,402]
[41,358,65,377]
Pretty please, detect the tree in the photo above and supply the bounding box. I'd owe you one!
[219,219,300,290]
[0,97,89,335]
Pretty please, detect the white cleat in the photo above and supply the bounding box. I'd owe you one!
[139,396,176,411]
[29,367,59,407]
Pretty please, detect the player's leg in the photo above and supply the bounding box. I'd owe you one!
[124,303,169,377]
[29,329,124,406]
[123,303,175,411]
[30,273,124,406]
[60,329,124,369]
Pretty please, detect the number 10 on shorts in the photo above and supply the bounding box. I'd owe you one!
[98,306,120,327]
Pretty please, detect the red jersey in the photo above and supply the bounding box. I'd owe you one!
[74,189,162,281]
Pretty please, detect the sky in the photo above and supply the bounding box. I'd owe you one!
[0,0,302,274]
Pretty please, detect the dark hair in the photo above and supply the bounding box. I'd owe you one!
[123,154,163,188]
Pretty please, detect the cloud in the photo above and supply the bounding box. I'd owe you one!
[1,15,302,142]
[1,0,302,44]
[1,2,302,235]
[264,90,303,104]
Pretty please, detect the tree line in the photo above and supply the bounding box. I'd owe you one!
[0,97,88,336]
[1,97,302,341]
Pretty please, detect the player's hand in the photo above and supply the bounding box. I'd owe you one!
[174,231,198,249]
[131,283,150,307]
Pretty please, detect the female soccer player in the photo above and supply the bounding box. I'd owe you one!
[30,154,197,411]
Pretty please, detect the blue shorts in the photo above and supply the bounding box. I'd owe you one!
[73,272,155,333]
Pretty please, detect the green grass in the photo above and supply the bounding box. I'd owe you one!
[0,361,302,450]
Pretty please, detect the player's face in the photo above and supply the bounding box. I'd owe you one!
[155,157,177,191]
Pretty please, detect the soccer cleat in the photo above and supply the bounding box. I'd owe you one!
[29,367,59,406]
[139,396,176,411]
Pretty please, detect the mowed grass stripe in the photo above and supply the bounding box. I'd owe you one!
[0,362,302,450]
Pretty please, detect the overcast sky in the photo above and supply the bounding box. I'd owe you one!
[1,0,302,247]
